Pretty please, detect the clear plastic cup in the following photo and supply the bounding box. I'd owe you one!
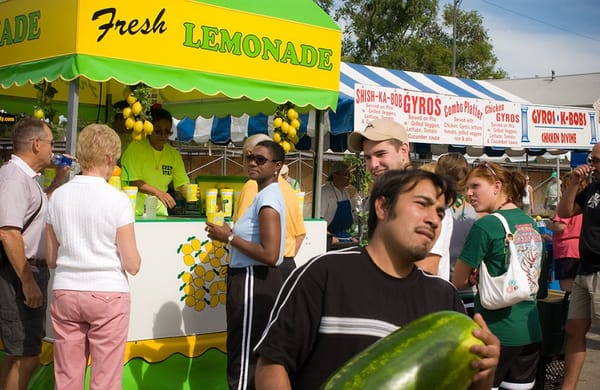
[144,195,158,218]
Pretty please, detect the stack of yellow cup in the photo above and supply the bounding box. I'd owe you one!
[221,188,233,217]
[122,186,138,215]
[206,188,218,215]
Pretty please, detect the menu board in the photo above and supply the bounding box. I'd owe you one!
[354,83,596,150]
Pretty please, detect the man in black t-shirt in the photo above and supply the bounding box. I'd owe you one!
[254,169,500,390]
[557,143,600,390]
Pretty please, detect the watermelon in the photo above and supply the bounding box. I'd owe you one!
[322,311,485,390]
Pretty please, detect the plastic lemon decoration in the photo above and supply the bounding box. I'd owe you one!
[287,108,298,121]
[272,103,303,153]
[143,120,154,135]
[122,85,153,140]
[33,108,45,119]
[122,107,132,119]
[133,120,144,133]
[125,117,135,130]
[126,94,137,105]
[131,101,143,116]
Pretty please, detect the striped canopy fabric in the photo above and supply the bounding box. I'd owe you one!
[171,62,534,156]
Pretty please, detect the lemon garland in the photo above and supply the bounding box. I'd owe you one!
[32,81,58,123]
[122,85,154,141]
[272,103,303,153]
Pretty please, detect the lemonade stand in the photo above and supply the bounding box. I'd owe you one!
[0,0,340,388]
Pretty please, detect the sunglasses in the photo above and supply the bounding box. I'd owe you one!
[31,137,55,147]
[476,161,499,180]
[246,153,279,166]
[588,156,600,164]
[154,129,172,136]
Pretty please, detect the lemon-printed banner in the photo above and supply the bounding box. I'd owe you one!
[177,236,229,312]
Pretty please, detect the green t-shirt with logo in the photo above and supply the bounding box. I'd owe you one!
[120,138,189,216]
[459,208,543,346]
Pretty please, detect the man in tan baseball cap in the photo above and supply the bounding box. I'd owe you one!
[348,118,411,176]
[348,117,448,278]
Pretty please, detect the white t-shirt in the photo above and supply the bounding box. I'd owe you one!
[320,182,352,225]
[47,175,134,292]
[429,209,454,281]
[231,182,286,268]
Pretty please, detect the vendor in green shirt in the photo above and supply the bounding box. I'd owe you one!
[120,107,189,216]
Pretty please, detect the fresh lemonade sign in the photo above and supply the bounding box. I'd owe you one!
[0,0,340,93]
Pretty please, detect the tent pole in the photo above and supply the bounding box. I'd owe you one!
[65,79,80,155]
[312,110,324,218]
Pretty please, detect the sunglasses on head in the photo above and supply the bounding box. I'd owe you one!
[247,153,278,166]
[476,161,499,180]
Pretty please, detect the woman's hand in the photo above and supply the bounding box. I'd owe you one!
[468,268,480,286]
[206,222,232,244]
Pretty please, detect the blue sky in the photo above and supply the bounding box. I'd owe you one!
[439,0,600,79]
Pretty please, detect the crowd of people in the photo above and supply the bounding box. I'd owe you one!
[0,114,597,389]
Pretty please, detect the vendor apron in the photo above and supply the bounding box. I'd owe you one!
[329,198,353,238]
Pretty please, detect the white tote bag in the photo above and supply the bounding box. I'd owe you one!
[478,213,538,310]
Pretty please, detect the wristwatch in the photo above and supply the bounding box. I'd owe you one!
[227,233,235,245]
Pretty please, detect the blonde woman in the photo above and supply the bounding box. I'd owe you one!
[46,124,141,389]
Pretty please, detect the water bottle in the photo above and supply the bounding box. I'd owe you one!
[51,154,81,174]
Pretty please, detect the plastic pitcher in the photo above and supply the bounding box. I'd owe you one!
[185,183,199,202]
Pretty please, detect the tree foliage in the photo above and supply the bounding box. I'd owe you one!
[441,4,507,79]
[330,0,507,79]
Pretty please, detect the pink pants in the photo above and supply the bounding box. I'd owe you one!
[50,290,131,390]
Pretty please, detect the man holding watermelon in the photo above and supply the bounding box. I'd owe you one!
[254,169,500,389]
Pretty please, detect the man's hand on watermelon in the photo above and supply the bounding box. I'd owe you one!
[468,313,500,390]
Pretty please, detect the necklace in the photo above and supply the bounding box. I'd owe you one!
[151,148,163,170]
[497,200,511,211]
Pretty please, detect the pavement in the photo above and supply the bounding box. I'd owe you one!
[575,326,600,389]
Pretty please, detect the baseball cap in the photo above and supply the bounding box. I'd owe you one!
[551,171,558,178]
[348,118,408,153]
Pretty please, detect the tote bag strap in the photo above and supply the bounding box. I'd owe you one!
[490,212,512,238]
[490,213,514,266]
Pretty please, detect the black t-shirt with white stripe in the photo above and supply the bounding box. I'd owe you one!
[254,246,465,388]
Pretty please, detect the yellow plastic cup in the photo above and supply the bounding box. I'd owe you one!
[297,191,305,217]
[122,186,138,215]
[185,183,199,202]
[109,175,121,190]
[207,211,224,226]
[221,188,233,217]
[43,167,56,189]
[206,188,218,214]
